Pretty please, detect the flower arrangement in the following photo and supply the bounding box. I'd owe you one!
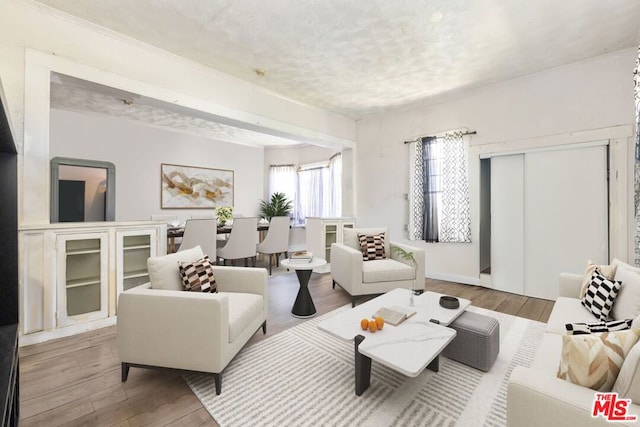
[214,206,233,226]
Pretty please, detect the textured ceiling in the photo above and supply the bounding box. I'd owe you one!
[50,74,302,147]
[33,0,640,119]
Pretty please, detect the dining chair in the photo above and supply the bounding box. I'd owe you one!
[178,218,217,259]
[217,217,259,266]
[256,216,290,275]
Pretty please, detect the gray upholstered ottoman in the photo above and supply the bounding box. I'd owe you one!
[442,310,499,372]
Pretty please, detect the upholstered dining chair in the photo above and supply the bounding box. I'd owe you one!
[217,217,259,266]
[256,216,290,275]
[178,218,217,259]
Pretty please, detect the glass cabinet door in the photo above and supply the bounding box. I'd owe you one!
[56,232,108,326]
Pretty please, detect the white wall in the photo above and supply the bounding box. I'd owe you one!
[356,48,637,284]
[50,108,264,221]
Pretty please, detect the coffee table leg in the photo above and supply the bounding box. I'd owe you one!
[291,269,317,318]
[355,335,371,396]
[427,355,439,372]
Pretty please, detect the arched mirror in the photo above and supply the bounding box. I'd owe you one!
[50,157,116,222]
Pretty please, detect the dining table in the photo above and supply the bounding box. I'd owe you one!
[167,223,270,253]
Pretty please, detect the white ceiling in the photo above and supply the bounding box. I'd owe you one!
[34,0,640,120]
[50,73,303,147]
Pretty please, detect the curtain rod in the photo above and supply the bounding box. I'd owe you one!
[403,130,477,144]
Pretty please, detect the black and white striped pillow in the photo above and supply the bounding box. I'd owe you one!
[581,268,622,321]
[177,255,217,293]
[357,233,386,261]
[565,318,634,335]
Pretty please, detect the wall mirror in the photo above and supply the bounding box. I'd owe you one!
[50,157,116,222]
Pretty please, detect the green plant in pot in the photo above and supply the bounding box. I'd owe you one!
[259,192,292,220]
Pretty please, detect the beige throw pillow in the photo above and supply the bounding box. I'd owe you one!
[557,329,640,392]
[612,266,640,320]
[580,260,617,298]
[613,342,640,404]
[147,246,204,291]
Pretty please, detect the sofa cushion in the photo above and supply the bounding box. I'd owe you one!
[580,260,617,298]
[358,232,386,261]
[546,297,600,334]
[226,292,263,343]
[344,227,390,258]
[361,259,415,283]
[612,264,640,320]
[565,318,633,335]
[581,268,622,321]
[148,246,204,291]
[178,255,217,293]
[613,342,640,404]
[557,329,640,392]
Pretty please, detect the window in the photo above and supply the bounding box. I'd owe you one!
[409,132,471,243]
[268,153,342,225]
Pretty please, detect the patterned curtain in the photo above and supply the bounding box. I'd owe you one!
[440,131,471,243]
[422,137,441,242]
[407,132,472,243]
[634,47,640,265]
[408,141,424,240]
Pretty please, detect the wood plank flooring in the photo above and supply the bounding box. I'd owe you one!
[19,273,553,426]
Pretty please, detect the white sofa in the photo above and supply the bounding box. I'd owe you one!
[507,268,640,426]
[117,246,268,395]
[330,227,425,307]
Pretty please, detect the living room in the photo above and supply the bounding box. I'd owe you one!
[2,0,640,426]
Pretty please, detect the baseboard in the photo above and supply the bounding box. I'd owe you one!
[19,316,117,347]
[426,272,481,286]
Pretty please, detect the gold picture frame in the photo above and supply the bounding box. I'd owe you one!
[161,163,234,209]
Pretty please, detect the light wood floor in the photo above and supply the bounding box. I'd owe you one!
[19,273,553,426]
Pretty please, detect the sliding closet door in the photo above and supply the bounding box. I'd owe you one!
[490,154,525,295]
[524,144,608,300]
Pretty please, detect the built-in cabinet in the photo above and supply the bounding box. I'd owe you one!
[56,232,108,327]
[19,221,166,346]
[306,217,356,265]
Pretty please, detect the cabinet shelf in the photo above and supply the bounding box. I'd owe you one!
[67,248,101,256]
[123,245,151,251]
[66,277,101,289]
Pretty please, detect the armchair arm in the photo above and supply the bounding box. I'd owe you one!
[117,287,228,372]
[330,243,363,292]
[508,366,640,427]
[559,273,583,298]
[390,241,426,291]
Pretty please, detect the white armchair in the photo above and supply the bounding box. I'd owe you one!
[117,246,268,395]
[330,227,425,306]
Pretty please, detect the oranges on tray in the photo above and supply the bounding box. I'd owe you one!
[360,317,384,332]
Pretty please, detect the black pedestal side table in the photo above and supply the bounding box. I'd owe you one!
[280,258,327,318]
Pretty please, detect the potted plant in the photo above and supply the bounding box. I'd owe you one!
[259,192,293,220]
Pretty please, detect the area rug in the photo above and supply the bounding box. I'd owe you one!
[185,305,546,427]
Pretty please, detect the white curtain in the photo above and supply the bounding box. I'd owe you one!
[328,153,342,217]
[298,167,328,222]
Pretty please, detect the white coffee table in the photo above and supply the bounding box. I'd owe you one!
[281,258,327,318]
[318,288,470,395]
